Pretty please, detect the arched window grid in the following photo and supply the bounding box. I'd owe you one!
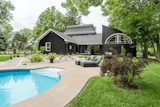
[105,33,132,44]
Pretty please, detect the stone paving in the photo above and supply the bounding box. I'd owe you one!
[0,55,101,107]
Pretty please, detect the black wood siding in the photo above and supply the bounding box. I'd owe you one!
[39,32,66,54]
[102,25,136,57]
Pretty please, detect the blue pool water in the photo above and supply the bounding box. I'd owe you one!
[0,68,62,107]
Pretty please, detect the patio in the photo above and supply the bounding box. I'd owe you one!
[0,55,101,107]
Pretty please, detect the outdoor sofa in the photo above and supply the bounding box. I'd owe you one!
[75,55,95,65]
[80,56,102,67]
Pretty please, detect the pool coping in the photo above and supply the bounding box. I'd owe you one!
[0,56,101,107]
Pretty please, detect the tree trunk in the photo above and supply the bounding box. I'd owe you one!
[151,41,157,58]
[143,42,148,58]
[157,35,160,60]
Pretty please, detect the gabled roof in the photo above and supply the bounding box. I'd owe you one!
[35,24,103,45]
[64,24,96,35]
[35,29,77,43]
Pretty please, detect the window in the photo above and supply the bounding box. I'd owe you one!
[45,42,51,51]
[105,33,132,44]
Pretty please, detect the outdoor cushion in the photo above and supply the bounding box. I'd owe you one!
[92,58,98,62]
[80,56,102,67]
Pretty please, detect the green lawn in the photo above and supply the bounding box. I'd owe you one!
[0,53,25,62]
[66,58,160,107]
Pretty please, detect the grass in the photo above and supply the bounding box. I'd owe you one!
[66,58,160,107]
[0,53,25,62]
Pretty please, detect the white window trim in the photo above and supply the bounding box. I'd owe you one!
[45,42,51,51]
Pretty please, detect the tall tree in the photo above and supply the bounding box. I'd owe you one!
[61,3,82,28]
[32,6,66,40]
[0,0,14,25]
[12,31,28,52]
[0,0,14,52]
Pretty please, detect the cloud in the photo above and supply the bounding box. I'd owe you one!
[9,0,109,33]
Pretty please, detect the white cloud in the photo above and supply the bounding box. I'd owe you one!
[9,0,109,33]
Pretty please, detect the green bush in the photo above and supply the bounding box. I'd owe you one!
[28,53,43,62]
[40,46,45,53]
[47,53,57,59]
[121,45,126,57]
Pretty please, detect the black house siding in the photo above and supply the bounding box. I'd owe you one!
[102,25,122,44]
[102,25,136,57]
[39,32,66,54]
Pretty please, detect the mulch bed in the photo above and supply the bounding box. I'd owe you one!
[114,80,140,90]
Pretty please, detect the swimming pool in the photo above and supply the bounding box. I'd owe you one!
[0,68,62,107]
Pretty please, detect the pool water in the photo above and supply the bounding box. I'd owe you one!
[0,68,62,107]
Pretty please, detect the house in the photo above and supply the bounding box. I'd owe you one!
[35,24,136,57]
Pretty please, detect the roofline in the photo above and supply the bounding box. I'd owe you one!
[36,29,69,43]
[66,24,94,28]
[77,43,103,45]
[64,31,96,35]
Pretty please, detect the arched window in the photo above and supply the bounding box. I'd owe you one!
[104,33,133,44]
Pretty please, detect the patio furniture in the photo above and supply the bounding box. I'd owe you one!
[80,56,102,67]
[75,55,95,65]
[24,51,32,56]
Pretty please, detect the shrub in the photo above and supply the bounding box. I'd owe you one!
[66,53,69,56]
[47,53,57,59]
[40,46,45,53]
[100,47,150,89]
[121,45,126,57]
[28,50,43,62]
[28,54,43,62]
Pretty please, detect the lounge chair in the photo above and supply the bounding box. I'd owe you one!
[80,56,102,67]
[75,55,95,65]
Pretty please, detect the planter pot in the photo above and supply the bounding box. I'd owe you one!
[50,59,54,63]
[10,57,12,59]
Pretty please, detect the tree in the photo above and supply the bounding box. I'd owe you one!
[61,3,82,28]
[0,0,14,25]
[32,5,82,40]
[12,31,28,52]
[0,0,14,52]
[1,24,14,50]
[32,6,66,40]
[0,33,6,52]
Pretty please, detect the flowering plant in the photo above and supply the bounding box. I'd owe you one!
[105,52,109,55]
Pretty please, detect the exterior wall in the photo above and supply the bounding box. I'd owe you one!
[39,32,66,54]
[103,44,136,57]
[102,25,136,57]
[66,43,77,55]
[102,25,122,44]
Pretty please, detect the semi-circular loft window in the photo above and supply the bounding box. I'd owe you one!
[104,33,133,44]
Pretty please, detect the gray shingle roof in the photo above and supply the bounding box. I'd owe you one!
[64,24,96,35]
[36,26,102,45]
[52,29,77,43]
[72,34,102,45]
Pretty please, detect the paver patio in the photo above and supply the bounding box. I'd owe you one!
[0,55,101,107]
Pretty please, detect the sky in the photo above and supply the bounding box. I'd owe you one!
[9,0,109,33]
